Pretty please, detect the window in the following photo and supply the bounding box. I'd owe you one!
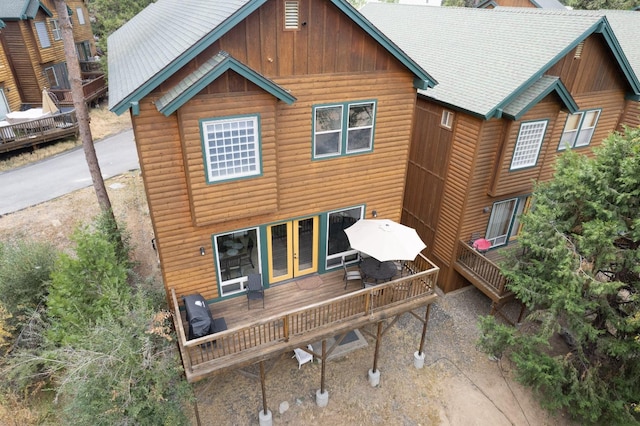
[50,19,61,40]
[558,110,600,150]
[441,110,453,129]
[510,120,547,170]
[0,89,9,120]
[76,8,85,25]
[326,206,364,269]
[76,41,91,61]
[485,196,529,247]
[35,21,51,48]
[313,101,376,158]
[214,228,260,297]
[44,63,70,89]
[201,115,261,183]
[284,1,299,30]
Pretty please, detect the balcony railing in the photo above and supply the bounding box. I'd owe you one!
[0,110,78,154]
[171,254,439,382]
[454,239,526,324]
[51,74,108,106]
[455,240,507,297]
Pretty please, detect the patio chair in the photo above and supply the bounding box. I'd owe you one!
[246,273,265,309]
[292,344,314,369]
[342,256,362,289]
[393,260,406,277]
[226,254,242,279]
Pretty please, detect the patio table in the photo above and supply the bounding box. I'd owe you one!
[360,257,397,282]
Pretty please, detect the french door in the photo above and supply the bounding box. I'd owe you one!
[267,217,318,283]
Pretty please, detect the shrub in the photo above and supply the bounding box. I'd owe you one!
[0,240,56,328]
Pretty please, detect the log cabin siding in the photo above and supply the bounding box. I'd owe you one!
[430,113,481,284]
[0,42,21,113]
[620,100,640,129]
[2,22,42,105]
[134,0,419,303]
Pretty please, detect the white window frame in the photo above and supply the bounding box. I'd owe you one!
[0,88,10,120]
[313,100,376,159]
[284,1,299,30]
[76,8,85,25]
[214,228,261,297]
[486,198,518,247]
[34,21,51,48]
[510,120,548,170]
[201,115,261,183]
[441,110,453,129]
[558,110,601,150]
[50,19,61,41]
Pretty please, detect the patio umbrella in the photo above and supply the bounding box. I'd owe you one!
[344,219,426,262]
[42,89,59,114]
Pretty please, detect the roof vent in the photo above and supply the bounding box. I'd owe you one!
[574,41,584,59]
[284,1,299,30]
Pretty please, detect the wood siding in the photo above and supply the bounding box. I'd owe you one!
[620,100,640,130]
[134,0,418,301]
[405,31,634,293]
[0,39,22,113]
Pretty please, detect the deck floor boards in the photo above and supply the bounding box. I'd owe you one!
[180,269,351,329]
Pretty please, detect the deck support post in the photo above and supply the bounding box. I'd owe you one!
[316,339,329,407]
[414,304,431,368]
[258,361,272,426]
[368,321,383,386]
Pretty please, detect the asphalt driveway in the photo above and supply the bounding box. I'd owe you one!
[0,129,139,215]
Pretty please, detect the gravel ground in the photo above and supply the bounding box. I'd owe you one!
[192,286,576,426]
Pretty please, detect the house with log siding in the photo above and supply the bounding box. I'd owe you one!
[0,0,106,114]
[109,0,441,384]
[361,5,640,318]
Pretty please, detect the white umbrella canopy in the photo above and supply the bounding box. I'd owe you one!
[344,219,426,262]
[42,89,59,114]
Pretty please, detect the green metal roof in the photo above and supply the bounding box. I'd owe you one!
[108,0,436,116]
[156,51,297,116]
[0,0,51,20]
[360,5,640,119]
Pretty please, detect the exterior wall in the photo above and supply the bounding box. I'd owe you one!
[0,39,22,113]
[134,0,418,301]
[67,0,95,54]
[405,31,634,293]
[620,100,640,130]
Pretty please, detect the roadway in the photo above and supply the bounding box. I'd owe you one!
[0,129,139,215]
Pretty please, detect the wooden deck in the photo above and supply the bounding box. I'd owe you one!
[0,110,79,154]
[453,239,524,324]
[171,254,439,382]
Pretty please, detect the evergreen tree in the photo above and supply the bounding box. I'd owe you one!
[480,127,640,425]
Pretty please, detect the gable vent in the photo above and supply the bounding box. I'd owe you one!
[574,41,585,59]
[284,1,299,30]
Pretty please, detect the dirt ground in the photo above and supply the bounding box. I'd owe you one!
[0,138,576,426]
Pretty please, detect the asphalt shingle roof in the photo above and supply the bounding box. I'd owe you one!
[107,0,254,111]
[360,5,619,118]
[0,0,41,20]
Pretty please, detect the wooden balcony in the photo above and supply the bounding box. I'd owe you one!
[171,254,439,383]
[0,110,78,154]
[453,239,524,324]
[50,74,108,107]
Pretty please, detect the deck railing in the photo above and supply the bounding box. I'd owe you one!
[455,240,507,296]
[0,110,78,153]
[51,74,108,106]
[171,255,439,381]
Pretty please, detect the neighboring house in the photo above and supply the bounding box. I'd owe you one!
[108,0,436,303]
[361,5,640,315]
[476,0,566,9]
[0,0,106,109]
